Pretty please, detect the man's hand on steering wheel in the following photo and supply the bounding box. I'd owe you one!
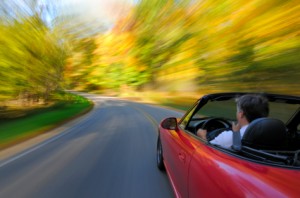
[196,118,232,141]
[197,129,208,141]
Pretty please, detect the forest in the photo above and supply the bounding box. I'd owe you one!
[1,0,300,105]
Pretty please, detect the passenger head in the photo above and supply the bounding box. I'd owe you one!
[236,94,269,122]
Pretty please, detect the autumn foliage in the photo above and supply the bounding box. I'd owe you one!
[65,0,300,95]
[1,0,300,104]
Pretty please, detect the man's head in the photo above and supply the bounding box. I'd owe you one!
[236,94,269,123]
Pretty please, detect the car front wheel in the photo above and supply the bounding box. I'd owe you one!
[157,136,165,171]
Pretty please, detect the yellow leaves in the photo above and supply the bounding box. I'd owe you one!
[247,4,300,39]
[158,65,198,81]
[255,36,300,61]
[64,0,300,94]
[95,32,134,59]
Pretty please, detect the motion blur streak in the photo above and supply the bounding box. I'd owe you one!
[0,0,66,102]
[66,0,300,95]
[1,0,300,104]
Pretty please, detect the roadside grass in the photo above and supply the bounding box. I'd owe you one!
[0,91,201,150]
[0,93,93,150]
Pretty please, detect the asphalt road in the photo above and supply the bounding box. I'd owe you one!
[0,93,183,198]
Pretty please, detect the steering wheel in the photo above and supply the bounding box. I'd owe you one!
[196,118,231,141]
[201,118,231,131]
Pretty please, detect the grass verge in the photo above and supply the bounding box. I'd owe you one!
[0,93,93,150]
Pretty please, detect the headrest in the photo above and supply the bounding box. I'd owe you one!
[242,118,287,150]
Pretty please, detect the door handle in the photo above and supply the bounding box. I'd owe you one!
[178,152,186,162]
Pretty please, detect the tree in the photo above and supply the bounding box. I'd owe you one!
[0,0,67,102]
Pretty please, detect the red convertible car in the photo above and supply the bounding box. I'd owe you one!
[157,93,300,198]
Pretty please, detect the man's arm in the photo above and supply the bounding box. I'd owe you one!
[197,122,242,146]
[232,122,241,132]
[231,122,242,150]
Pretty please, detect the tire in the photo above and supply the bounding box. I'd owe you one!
[157,136,165,171]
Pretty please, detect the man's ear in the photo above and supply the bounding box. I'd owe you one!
[239,111,245,118]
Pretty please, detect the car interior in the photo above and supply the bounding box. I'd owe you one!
[184,94,300,168]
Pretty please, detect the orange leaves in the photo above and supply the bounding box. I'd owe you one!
[64,0,300,94]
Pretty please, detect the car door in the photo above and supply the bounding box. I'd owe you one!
[161,126,196,198]
[187,141,300,198]
[161,104,199,198]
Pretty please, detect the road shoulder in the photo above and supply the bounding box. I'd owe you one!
[0,107,93,162]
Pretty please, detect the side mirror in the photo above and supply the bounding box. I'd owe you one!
[161,117,178,130]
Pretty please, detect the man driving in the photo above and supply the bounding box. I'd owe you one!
[197,94,269,148]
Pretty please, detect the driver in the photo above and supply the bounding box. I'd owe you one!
[197,94,269,148]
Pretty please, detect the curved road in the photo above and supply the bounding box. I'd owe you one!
[0,93,183,198]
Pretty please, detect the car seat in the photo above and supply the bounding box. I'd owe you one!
[242,118,287,150]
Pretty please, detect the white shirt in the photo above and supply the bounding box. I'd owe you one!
[210,125,248,148]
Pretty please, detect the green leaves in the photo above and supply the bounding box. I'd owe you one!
[0,1,66,102]
[4,0,298,96]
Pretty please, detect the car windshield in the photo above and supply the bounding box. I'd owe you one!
[195,98,300,123]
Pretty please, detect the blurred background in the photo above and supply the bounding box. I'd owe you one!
[1,0,300,105]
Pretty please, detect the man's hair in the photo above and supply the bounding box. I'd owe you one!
[236,94,269,122]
